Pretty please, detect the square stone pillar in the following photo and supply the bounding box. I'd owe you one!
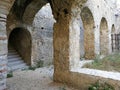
[53,18,70,81]
[53,15,80,82]
[0,14,8,90]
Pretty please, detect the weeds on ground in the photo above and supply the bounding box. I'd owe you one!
[28,60,44,71]
[28,66,36,71]
[59,85,66,90]
[83,53,120,72]
[36,60,44,68]
[88,80,114,90]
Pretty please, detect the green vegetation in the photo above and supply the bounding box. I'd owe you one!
[88,80,114,90]
[28,66,36,71]
[36,60,44,68]
[7,71,13,78]
[83,53,120,72]
[59,86,66,90]
[28,60,44,71]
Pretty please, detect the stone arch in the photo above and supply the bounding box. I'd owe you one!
[8,27,32,65]
[23,0,48,25]
[7,1,55,66]
[80,7,95,59]
[100,17,109,55]
[111,24,115,34]
[32,3,55,66]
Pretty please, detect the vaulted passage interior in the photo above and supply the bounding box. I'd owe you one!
[8,28,32,66]
[100,17,109,55]
[80,7,95,59]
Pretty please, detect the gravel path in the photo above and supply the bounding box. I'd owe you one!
[7,66,77,90]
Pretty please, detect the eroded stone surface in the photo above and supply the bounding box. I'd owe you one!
[32,3,55,66]
[1,0,120,90]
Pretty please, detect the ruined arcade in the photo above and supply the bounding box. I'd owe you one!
[0,0,120,90]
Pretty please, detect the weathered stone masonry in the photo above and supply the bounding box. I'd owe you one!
[0,0,15,89]
[7,3,54,66]
[1,0,120,90]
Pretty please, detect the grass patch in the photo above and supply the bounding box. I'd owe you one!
[83,53,120,72]
[88,80,114,90]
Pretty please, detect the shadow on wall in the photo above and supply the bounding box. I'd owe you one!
[8,27,32,65]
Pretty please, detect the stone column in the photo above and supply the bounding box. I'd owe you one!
[53,15,70,82]
[0,14,8,90]
[69,17,80,69]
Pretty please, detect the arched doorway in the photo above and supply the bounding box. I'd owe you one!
[8,28,32,70]
[100,17,109,55]
[80,7,95,59]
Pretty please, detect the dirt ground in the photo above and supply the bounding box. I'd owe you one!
[7,66,78,90]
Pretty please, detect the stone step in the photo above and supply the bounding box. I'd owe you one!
[8,57,22,62]
[8,50,17,53]
[8,60,24,66]
[8,54,20,59]
[8,46,28,71]
[8,52,18,56]
[8,63,28,71]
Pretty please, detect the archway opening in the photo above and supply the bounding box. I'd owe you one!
[111,24,117,52]
[8,27,32,69]
[111,24,115,34]
[32,3,55,66]
[80,7,95,59]
[100,17,109,55]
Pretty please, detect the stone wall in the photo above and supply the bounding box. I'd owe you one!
[53,0,120,89]
[79,0,116,56]
[100,18,109,55]
[0,0,15,89]
[7,3,55,66]
[80,7,95,59]
[74,0,117,60]
[32,3,55,66]
[1,0,120,89]
[0,15,7,89]
[54,70,120,90]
